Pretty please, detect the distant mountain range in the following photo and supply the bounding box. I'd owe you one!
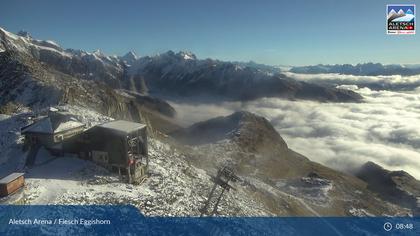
[124,51,361,102]
[0,27,362,103]
[290,63,420,76]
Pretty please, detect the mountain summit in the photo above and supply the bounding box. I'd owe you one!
[121,51,139,65]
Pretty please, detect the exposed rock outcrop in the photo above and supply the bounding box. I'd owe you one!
[356,161,420,211]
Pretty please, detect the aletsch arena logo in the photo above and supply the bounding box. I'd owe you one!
[387,4,416,34]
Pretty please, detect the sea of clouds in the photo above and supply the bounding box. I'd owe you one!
[169,74,420,179]
[284,72,420,87]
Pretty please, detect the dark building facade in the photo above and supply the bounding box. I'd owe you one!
[65,120,148,183]
[21,109,149,184]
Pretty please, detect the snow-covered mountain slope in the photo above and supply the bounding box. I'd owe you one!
[171,111,413,216]
[0,32,179,134]
[0,106,408,216]
[0,106,270,216]
[120,51,139,65]
[0,28,124,87]
[0,107,413,216]
[0,27,362,103]
[18,139,271,216]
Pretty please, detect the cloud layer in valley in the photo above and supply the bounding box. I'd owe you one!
[169,86,420,179]
[284,72,420,89]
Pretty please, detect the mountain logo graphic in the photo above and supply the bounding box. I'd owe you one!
[387,4,415,35]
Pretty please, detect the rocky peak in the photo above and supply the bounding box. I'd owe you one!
[17,30,32,38]
[92,49,105,57]
[356,161,420,210]
[157,50,197,62]
[358,161,387,174]
[172,111,288,155]
[177,51,196,60]
[357,161,416,181]
[228,111,288,154]
[121,51,138,65]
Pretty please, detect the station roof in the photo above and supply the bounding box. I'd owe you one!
[96,120,146,134]
[0,173,24,184]
[21,116,85,135]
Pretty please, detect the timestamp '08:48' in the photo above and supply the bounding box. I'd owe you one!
[395,223,414,230]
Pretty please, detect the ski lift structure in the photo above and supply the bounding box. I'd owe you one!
[200,165,241,216]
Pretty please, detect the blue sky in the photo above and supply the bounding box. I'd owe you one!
[1,0,419,66]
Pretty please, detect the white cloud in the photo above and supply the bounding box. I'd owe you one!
[284,72,420,87]
[169,87,420,179]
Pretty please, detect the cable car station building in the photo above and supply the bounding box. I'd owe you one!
[21,110,148,184]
